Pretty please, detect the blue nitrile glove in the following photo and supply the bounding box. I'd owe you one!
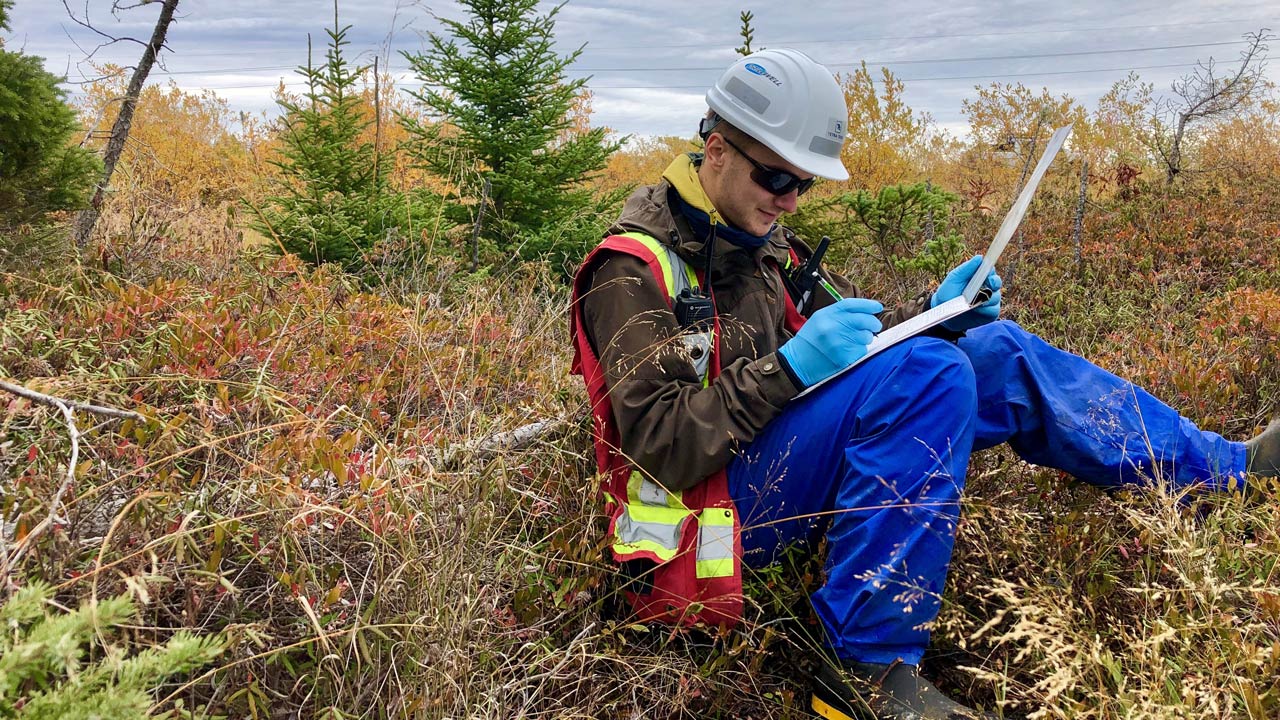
[932,255,1003,332]
[777,298,884,388]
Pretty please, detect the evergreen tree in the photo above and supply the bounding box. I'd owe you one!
[402,0,621,264]
[0,0,101,235]
[250,12,430,268]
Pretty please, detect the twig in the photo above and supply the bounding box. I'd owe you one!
[2,402,83,584]
[0,379,146,422]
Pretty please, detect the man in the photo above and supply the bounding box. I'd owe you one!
[569,48,1279,720]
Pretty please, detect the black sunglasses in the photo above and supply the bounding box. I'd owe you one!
[720,135,816,197]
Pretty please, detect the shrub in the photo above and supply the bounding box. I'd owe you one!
[0,581,224,718]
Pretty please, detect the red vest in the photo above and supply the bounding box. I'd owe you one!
[570,232,805,627]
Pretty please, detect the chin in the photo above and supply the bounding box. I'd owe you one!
[752,221,777,236]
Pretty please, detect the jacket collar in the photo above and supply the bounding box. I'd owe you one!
[605,155,794,271]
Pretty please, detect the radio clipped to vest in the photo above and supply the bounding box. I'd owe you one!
[674,288,715,330]
[675,224,718,331]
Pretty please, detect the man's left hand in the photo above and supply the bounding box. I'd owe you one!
[932,255,1002,332]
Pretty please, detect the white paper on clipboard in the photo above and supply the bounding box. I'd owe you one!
[794,124,1073,399]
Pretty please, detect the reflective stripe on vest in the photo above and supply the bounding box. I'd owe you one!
[616,231,713,384]
[616,231,698,302]
[695,506,735,579]
[614,470,736,578]
[613,471,688,561]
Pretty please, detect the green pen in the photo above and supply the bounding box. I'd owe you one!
[818,276,843,302]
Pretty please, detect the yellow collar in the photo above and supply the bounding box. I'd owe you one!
[661,153,722,225]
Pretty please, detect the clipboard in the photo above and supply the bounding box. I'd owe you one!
[795,124,1073,398]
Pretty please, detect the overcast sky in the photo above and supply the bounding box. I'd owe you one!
[6,0,1278,141]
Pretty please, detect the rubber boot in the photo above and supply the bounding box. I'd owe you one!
[811,661,998,720]
[1246,418,1280,478]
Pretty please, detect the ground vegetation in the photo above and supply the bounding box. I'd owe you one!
[1,7,1278,717]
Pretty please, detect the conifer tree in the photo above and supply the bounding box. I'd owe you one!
[402,0,620,264]
[0,0,100,236]
[250,9,429,268]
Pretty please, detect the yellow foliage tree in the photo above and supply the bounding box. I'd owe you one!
[600,134,699,194]
[79,67,262,209]
[838,62,932,191]
[1196,97,1280,185]
[1086,72,1156,172]
[956,82,1089,209]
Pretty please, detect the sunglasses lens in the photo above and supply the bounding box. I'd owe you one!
[725,136,815,197]
[759,170,793,195]
[754,168,814,197]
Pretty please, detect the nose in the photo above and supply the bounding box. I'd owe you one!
[773,189,799,213]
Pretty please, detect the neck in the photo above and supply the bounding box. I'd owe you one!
[696,161,726,220]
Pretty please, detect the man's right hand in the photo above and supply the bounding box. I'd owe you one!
[777,298,883,388]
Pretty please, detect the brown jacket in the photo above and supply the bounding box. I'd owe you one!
[579,178,930,491]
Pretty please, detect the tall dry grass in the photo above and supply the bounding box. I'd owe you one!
[1,171,1278,718]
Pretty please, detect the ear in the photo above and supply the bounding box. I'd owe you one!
[703,133,729,169]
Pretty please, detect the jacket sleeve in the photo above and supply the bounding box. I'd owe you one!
[581,252,800,492]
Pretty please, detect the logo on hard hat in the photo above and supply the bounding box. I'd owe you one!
[743,62,783,87]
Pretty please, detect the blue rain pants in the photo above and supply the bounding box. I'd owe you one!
[726,320,1248,665]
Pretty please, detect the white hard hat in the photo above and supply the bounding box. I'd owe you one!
[703,48,850,181]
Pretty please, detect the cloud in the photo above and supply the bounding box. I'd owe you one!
[8,0,1279,136]
[592,87,707,138]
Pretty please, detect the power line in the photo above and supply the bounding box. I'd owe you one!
[63,16,1273,59]
[585,61,1257,88]
[117,38,1250,82]
[105,60,1256,94]
[574,41,1249,71]
[581,17,1276,50]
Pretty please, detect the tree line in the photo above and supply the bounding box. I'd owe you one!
[2,1,1274,281]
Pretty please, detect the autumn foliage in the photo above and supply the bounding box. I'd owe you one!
[2,15,1279,717]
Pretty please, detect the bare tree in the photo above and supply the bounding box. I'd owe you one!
[68,0,180,248]
[1154,29,1274,185]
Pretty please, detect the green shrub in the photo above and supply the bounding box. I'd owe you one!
[0,582,224,718]
[248,18,438,270]
[789,181,966,298]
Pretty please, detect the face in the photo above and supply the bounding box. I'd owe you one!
[701,132,813,237]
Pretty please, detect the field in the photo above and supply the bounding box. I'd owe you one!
[2,21,1280,718]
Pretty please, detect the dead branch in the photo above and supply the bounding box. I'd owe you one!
[72,0,181,247]
[60,0,151,55]
[388,417,568,473]
[1157,28,1274,184]
[0,379,146,422]
[2,401,82,583]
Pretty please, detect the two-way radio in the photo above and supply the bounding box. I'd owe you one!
[789,235,837,316]
[674,223,718,331]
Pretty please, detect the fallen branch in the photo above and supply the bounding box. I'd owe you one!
[477,419,559,455]
[389,417,568,472]
[0,379,146,422]
[2,401,82,583]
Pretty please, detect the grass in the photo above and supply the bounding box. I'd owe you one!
[1,174,1278,718]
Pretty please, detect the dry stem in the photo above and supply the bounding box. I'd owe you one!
[0,378,146,422]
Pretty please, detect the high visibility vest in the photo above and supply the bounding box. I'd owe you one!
[570,231,806,628]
